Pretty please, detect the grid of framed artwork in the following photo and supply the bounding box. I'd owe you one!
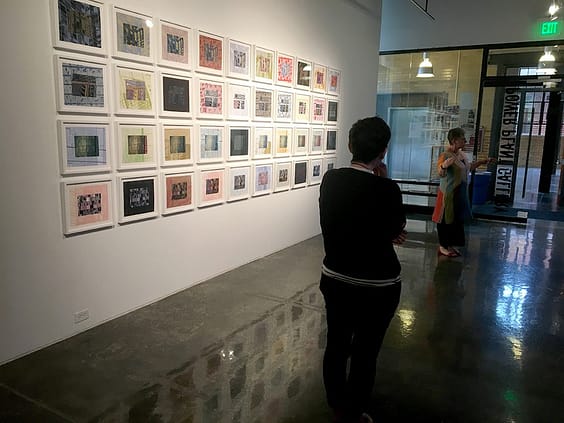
[51,0,340,235]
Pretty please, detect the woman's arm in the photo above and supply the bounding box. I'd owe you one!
[470,157,496,171]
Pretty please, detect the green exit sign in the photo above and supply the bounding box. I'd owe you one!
[540,20,560,36]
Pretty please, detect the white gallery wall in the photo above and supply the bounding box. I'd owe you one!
[0,0,382,364]
[381,0,553,51]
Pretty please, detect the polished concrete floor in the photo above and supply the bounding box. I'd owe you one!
[1,216,563,423]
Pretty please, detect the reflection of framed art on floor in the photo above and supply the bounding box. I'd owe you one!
[198,168,225,207]
[51,0,107,55]
[158,20,191,69]
[55,55,108,114]
[274,161,292,192]
[161,169,194,215]
[118,173,158,223]
[114,64,155,116]
[227,165,251,202]
[227,39,251,79]
[158,70,191,117]
[252,162,273,197]
[58,119,111,174]
[61,177,113,235]
[116,122,157,170]
[196,31,224,75]
[161,123,193,167]
[112,6,154,63]
[198,125,224,163]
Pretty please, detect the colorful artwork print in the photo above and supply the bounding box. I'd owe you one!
[123,179,155,216]
[254,164,272,194]
[228,166,250,201]
[312,98,326,123]
[199,127,223,160]
[275,128,291,156]
[163,127,191,162]
[200,170,224,205]
[65,181,112,234]
[277,54,294,85]
[163,76,190,113]
[295,94,310,122]
[117,68,153,112]
[254,128,272,157]
[327,68,341,95]
[64,125,107,168]
[161,23,189,64]
[255,90,272,119]
[57,0,102,48]
[312,64,326,92]
[274,162,291,192]
[116,11,151,57]
[166,174,192,208]
[276,92,292,120]
[119,125,155,166]
[255,48,273,81]
[229,40,250,77]
[199,33,223,71]
[199,81,223,116]
[61,61,105,107]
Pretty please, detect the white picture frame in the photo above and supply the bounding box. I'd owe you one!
[61,176,113,235]
[312,63,327,93]
[325,127,338,153]
[158,20,191,69]
[253,87,274,121]
[293,126,309,156]
[55,55,109,114]
[195,30,224,76]
[309,127,324,155]
[111,6,154,63]
[252,162,273,197]
[273,160,292,192]
[311,96,327,124]
[323,156,337,174]
[253,46,275,84]
[115,121,157,170]
[275,52,295,87]
[58,119,111,175]
[226,39,251,79]
[327,67,341,96]
[51,0,108,56]
[196,78,224,119]
[118,172,159,223]
[327,99,339,124]
[274,126,292,157]
[161,169,195,215]
[197,125,224,163]
[158,70,192,118]
[294,93,311,123]
[253,126,273,159]
[228,125,251,161]
[227,83,251,120]
[160,122,193,167]
[114,63,156,116]
[275,91,293,122]
[198,167,225,208]
[292,159,308,189]
[295,58,312,91]
[309,157,323,185]
[227,165,251,202]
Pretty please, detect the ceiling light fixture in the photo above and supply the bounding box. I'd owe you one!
[416,52,435,78]
[549,1,561,19]
[538,46,557,75]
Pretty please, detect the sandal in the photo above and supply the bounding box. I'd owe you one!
[438,247,458,257]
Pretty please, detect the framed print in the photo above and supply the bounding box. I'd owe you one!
[161,123,193,166]
[196,31,223,75]
[161,170,194,215]
[254,46,274,83]
[292,160,308,189]
[309,158,323,185]
[198,125,224,163]
[327,68,341,96]
[227,83,251,120]
[323,156,337,174]
[327,99,339,123]
[252,162,273,196]
[55,55,108,114]
[275,91,293,122]
[296,58,311,90]
[58,120,111,174]
[51,0,107,55]
[116,122,157,170]
[294,93,310,123]
[114,64,155,116]
[273,161,291,192]
[312,63,327,93]
[253,87,273,121]
[293,127,309,156]
[274,127,292,157]
[228,125,250,161]
[309,127,324,155]
[276,52,294,87]
[61,177,113,235]
[227,39,251,79]
[118,173,158,223]
[311,97,326,124]
[197,79,224,118]
[253,127,273,159]
[227,165,251,202]
[325,128,338,153]
[158,20,190,68]
[112,6,153,63]
[159,71,191,117]
[198,168,225,207]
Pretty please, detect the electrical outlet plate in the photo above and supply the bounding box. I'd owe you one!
[74,309,89,324]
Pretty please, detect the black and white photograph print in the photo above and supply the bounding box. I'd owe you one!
[162,75,190,114]
[119,175,158,223]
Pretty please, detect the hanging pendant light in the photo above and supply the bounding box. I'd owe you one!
[548,1,561,19]
[538,46,557,75]
[416,52,435,78]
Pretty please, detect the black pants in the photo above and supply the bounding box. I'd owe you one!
[437,221,465,248]
[320,274,401,417]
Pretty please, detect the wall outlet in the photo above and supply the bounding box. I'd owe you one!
[74,309,89,324]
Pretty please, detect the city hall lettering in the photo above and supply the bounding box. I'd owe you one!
[495,89,520,197]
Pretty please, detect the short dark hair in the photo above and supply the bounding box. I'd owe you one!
[348,116,391,163]
[447,127,465,144]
